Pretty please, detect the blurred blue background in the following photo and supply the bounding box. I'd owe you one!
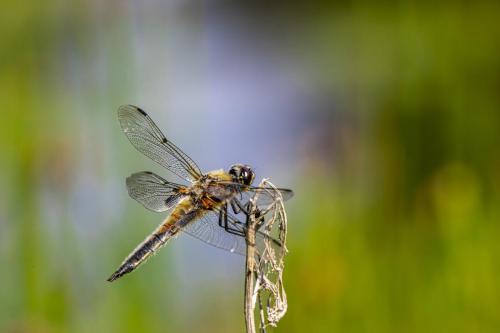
[1,1,500,332]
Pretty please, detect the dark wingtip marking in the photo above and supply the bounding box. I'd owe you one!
[162,138,167,143]
[136,107,148,116]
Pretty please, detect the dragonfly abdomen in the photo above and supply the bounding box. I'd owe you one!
[107,201,196,282]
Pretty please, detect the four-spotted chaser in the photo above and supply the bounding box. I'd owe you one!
[108,105,293,282]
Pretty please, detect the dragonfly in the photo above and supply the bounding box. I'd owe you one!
[107,105,293,282]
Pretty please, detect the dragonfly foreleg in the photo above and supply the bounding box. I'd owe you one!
[231,198,251,215]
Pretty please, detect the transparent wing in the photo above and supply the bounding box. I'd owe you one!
[180,210,247,255]
[179,208,282,256]
[126,171,187,212]
[216,182,293,210]
[244,186,293,206]
[118,105,203,182]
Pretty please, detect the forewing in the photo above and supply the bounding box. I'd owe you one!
[217,182,293,210]
[245,186,294,206]
[118,105,203,182]
[126,171,187,212]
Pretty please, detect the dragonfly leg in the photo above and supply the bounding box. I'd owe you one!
[230,198,242,214]
[231,198,251,215]
[219,204,246,237]
[218,205,225,228]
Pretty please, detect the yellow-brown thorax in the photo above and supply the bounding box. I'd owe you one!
[161,169,239,232]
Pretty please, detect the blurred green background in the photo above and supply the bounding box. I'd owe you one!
[1,1,500,332]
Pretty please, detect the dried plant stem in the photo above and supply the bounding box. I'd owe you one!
[244,210,258,333]
[244,179,289,333]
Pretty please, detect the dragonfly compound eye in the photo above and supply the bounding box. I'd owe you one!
[240,166,255,186]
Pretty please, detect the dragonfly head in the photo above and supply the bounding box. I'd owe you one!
[229,164,255,186]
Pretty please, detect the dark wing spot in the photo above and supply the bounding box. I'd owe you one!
[165,194,179,206]
[162,138,168,143]
[136,107,148,116]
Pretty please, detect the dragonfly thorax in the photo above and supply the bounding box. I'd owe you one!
[191,171,237,204]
